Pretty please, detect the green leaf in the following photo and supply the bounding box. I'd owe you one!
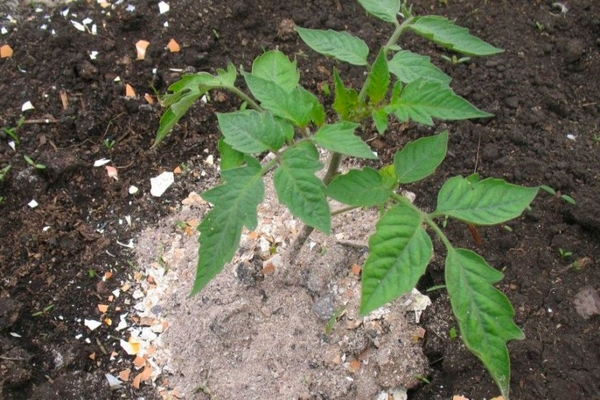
[155,64,237,146]
[156,89,203,146]
[388,79,492,125]
[314,122,377,160]
[295,26,369,66]
[435,175,539,225]
[244,73,312,126]
[409,16,503,56]
[394,131,448,183]
[251,50,299,92]
[379,165,398,189]
[372,108,388,135]
[360,202,433,315]
[445,248,524,399]
[217,110,292,153]
[326,167,392,207]
[298,86,326,126]
[388,50,451,85]
[218,138,245,171]
[357,0,400,24]
[274,143,331,233]
[366,50,390,105]
[193,159,264,295]
[333,69,359,120]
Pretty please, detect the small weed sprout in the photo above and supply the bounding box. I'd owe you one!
[155,1,543,398]
[540,185,576,205]
[535,21,545,31]
[557,248,573,259]
[0,165,10,181]
[441,54,471,65]
[23,155,46,170]
[103,138,116,150]
[449,326,458,340]
[1,115,25,145]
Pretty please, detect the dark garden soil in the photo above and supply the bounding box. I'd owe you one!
[0,0,599,398]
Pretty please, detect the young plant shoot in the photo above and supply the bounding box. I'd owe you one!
[155,1,539,398]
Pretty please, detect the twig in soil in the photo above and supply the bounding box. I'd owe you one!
[23,118,58,124]
[0,355,28,361]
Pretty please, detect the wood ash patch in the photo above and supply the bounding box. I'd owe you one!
[131,166,430,399]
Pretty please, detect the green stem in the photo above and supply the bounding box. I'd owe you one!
[384,16,414,56]
[390,192,453,250]
[331,205,360,216]
[226,86,263,112]
[323,152,343,185]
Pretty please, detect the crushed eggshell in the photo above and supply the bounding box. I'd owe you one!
[167,38,180,52]
[120,337,140,355]
[132,373,142,389]
[89,352,96,360]
[150,171,174,197]
[144,93,154,104]
[181,191,206,207]
[116,314,128,331]
[21,101,34,112]
[28,199,39,208]
[84,319,102,331]
[94,158,111,167]
[119,368,131,381]
[128,185,139,195]
[133,355,146,368]
[98,304,109,313]
[348,359,361,373]
[0,44,13,58]
[105,373,122,388]
[158,1,170,14]
[106,165,118,180]
[125,83,136,98]
[70,20,85,32]
[135,40,150,60]
[452,396,469,400]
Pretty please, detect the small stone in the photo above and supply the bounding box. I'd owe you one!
[573,286,600,320]
[312,293,334,321]
[505,96,519,109]
[563,39,585,63]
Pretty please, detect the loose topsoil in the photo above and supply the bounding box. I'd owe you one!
[0,0,599,399]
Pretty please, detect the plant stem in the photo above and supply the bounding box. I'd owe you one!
[356,16,413,106]
[227,86,263,112]
[390,192,454,251]
[289,151,343,256]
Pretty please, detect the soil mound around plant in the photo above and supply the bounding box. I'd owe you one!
[0,0,599,399]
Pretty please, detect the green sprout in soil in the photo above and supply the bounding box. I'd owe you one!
[535,21,545,31]
[1,115,24,145]
[540,185,576,205]
[325,307,346,335]
[154,1,540,398]
[31,304,55,317]
[441,54,471,65]
[23,155,45,170]
[0,165,10,181]
[449,326,458,340]
[557,248,573,260]
[103,138,116,150]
